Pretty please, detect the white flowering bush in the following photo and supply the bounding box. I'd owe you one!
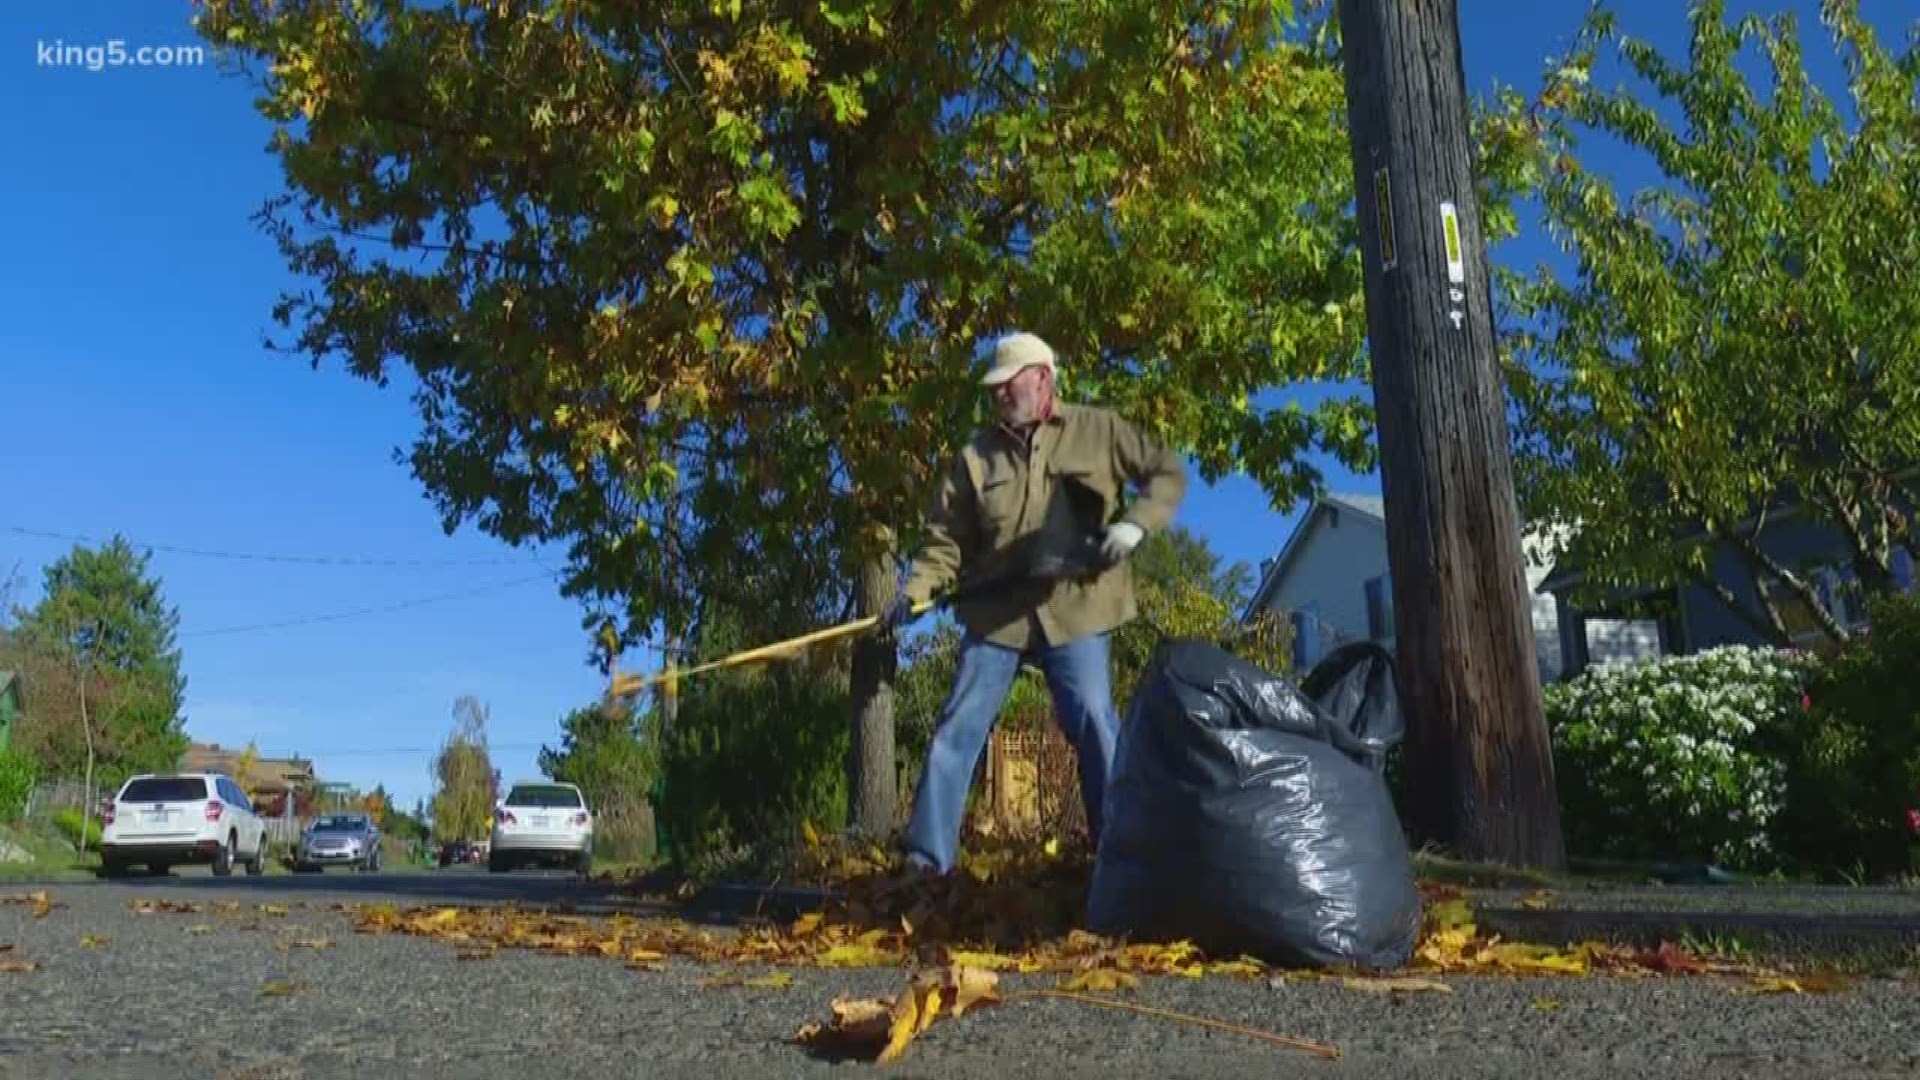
[1544,646,1816,869]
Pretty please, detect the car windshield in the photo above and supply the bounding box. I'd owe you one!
[310,816,366,832]
[504,785,582,809]
[120,777,209,803]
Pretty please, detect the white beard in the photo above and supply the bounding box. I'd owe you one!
[998,386,1048,427]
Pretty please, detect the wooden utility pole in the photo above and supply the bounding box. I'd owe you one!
[1337,0,1565,869]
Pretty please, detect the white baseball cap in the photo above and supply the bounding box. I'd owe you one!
[980,332,1057,386]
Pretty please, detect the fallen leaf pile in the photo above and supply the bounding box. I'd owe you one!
[1404,890,1848,994]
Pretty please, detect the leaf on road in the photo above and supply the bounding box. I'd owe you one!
[0,959,38,973]
[132,899,203,915]
[789,911,825,937]
[1204,957,1268,979]
[793,996,894,1057]
[1342,976,1452,993]
[701,970,794,990]
[458,948,496,961]
[818,942,899,967]
[1736,973,1850,994]
[947,949,1018,971]
[258,904,290,917]
[946,965,1001,1018]
[79,936,109,949]
[423,908,463,927]
[260,980,303,997]
[1520,890,1555,910]
[280,938,335,951]
[1,891,56,914]
[794,966,986,1064]
[1633,942,1706,975]
[213,902,241,914]
[1533,998,1562,1011]
[186,925,213,936]
[1060,968,1138,993]
[878,982,929,1063]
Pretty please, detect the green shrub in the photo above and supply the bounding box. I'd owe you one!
[1766,592,1920,882]
[654,661,850,867]
[51,806,102,850]
[0,747,36,824]
[1545,645,1814,868]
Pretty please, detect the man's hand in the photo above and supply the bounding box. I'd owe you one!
[1099,521,1145,565]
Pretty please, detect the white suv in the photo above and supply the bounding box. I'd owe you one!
[488,781,593,874]
[100,772,268,877]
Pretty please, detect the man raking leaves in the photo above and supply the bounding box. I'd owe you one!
[876,331,1187,873]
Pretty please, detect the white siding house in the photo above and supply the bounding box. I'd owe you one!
[1242,494,1660,681]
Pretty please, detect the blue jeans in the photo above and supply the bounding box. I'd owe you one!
[904,631,1121,872]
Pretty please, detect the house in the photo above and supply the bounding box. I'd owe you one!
[1536,503,1917,674]
[1240,493,1662,681]
[177,741,318,817]
[0,671,19,750]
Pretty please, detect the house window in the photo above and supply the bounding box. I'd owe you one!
[1761,563,1872,643]
[1364,574,1394,641]
[1290,602,1322,670]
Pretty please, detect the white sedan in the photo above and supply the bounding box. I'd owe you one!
[488,781,593,874]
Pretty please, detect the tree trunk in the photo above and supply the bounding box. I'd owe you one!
[1338,0,1566,869]
[77,654,95,858]
[847,541,899,838]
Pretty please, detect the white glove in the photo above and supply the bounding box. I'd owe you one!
[1099,521,1145,564]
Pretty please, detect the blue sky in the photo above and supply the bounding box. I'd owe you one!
[0,2,1902,811]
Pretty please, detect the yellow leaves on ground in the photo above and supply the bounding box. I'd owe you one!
[1520,890,1555,910]
[793,965,1002,1063]
[258,904,291,918]
[1,891,58,918]
[946,950,1019,971]
[1342,976,1452,993]
[132,899,204,915]
[1737,973,1850,995]
[1060,968,1138,993]
[260,980,303,997]
[701,970,794,990]
[0,959,38,973]
[79,935,109,949]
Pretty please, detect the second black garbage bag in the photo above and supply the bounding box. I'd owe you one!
[1086,638,1422,970]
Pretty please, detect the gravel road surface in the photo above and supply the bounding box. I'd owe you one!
[2,870,1916,1080]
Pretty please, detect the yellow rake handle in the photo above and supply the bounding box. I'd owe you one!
[607,598,941,697]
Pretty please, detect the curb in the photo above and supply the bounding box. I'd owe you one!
[1473,906,1920,968]
[679,882,1920,968]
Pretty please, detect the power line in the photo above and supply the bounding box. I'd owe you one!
[5,525,547,569]
[262,742,554,758]
[179,571,565,638]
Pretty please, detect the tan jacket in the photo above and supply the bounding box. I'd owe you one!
[904,402,1187,650]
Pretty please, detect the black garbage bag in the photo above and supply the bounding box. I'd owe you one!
[1086,639,1421,970]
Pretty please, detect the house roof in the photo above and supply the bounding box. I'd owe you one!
[179,741,316,793]
[1241,493,1387,620]
[1242,495,1574,619]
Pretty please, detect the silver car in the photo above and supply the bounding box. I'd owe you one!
[293,813,382,873]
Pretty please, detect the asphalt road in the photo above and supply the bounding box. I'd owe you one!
[2,869,1916,1080]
